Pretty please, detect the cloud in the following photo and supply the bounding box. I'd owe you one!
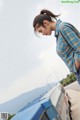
[35,0,61,15]
[0,0,2,6]
[0,46,70,103]
[60,8,69,19]
[38,47,55,61]
[0,0,3,11]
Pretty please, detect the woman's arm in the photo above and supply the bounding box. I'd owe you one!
[60,25,80,69]
[75,60,80,70]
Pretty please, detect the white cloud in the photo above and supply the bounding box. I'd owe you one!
[35,0,61,15]
[60,8,69,19]
[0,0,2,6]
[0,0,3,14]
[0,47,69,103]
[0,0,3,11]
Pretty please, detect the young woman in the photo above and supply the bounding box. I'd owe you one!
[33,9,80,85]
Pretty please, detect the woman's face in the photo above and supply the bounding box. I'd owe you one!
[36,26,52,36]
[35,20,52,36]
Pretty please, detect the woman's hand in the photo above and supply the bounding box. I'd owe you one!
[75,60,80,70]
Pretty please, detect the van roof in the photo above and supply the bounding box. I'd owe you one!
[11,98,51,120]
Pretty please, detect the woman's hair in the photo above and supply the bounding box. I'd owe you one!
[33,9,60,31]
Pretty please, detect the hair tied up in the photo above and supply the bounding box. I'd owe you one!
[40,9,46,15]
[40,9,60,20]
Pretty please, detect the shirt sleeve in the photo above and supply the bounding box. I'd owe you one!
[60,25,80,62]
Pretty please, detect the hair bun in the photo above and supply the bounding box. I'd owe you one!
[40,10,45,14]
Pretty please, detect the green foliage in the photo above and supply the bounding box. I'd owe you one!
[8,114,15,120]
[60,73,76,87]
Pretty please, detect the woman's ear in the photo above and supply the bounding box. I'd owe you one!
[43,20,49,27]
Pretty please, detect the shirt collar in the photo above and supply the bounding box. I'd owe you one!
[54,19,62,37]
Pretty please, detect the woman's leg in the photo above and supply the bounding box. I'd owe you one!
[74,69,80,85]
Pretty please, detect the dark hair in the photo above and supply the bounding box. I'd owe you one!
[33,9,60,31]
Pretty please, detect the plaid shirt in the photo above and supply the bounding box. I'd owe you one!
[54,19,80,73]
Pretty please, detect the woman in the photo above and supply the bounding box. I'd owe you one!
[33,9,80,85]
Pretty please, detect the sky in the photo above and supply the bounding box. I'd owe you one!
[0,0,80,103]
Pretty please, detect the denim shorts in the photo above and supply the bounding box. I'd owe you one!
[74,68,80,85]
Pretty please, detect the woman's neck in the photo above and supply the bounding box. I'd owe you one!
[51,21,57,31]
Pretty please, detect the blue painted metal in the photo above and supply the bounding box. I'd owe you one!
[11,98,52,120]
[11,103,44,120]
[11,84,70,120]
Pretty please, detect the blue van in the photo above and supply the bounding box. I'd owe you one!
[11,83,72,120]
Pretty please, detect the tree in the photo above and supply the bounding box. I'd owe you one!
[8,114,15,120]
[60,73,76,86]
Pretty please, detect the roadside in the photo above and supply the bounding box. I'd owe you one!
[65,82,80,120]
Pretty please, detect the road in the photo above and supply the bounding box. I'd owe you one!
[65,81,80,120]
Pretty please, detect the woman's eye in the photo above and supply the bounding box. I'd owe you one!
[39,30,42,33]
